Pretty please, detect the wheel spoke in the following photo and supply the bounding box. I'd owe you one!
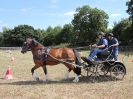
[110,64,126,80]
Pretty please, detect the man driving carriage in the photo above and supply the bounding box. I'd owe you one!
[86,32,108,60]
[82,32,119,62]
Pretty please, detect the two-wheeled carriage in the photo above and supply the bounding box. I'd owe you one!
[80,49,126,82]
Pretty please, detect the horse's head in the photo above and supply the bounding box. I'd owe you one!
[21,38,38,54]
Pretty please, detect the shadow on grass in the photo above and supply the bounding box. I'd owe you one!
[0,75,121,85]
[0,78,4,79]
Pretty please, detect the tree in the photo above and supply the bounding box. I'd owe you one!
[44,26,54,46]
[112,18,133,46]
[126,0,133,27]
[52,26,62,44]
[2,29,13,46]
[0,32,4,46]
[46,26,53,33]
[122,26,133,42]
[56,24,73,44]
[34,29,45,43]
[72,5,109,44]
[3,25,36,46]
[2,27,10,32]
[44,26,62,46]
[112,18,132,40]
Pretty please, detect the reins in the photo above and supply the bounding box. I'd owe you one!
[45,52,83,68]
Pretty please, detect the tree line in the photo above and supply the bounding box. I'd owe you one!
[0,2,133,47]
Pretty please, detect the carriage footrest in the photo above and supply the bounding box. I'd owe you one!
[81,57,94,65]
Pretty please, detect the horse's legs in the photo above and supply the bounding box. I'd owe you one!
[31,66,39,81]
[65,69,71,80]
[73,67,81,82]
[64,64,79,82]
[42,65,48,82]
[73,73,79,83]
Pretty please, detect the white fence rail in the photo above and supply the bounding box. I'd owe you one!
[0,47,21,50]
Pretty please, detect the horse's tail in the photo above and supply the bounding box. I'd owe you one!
[73,49,81,75]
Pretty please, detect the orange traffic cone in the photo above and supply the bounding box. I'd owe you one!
[4,67,13,80]
[129,60,133,62]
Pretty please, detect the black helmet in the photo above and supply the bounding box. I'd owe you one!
[98,32,104,36]
[107,33,114,37]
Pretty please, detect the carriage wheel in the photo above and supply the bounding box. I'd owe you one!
[96,64,107,76]
[81,63,95,77]
[102,66,110,75]
[90,64,106,83]
[81,66,95,77]
[110,64,126,80]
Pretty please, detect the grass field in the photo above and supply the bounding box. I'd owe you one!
[0,50,133,99]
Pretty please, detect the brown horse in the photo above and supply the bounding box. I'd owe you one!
[21,38,81,82]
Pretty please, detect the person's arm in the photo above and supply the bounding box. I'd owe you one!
[110,43,119,47]
[96,44,105,48]
[110,38,119,47]
[90,39,99,48]
[91,44,97,47]
[90,44,103,48]
[96,39,108,48]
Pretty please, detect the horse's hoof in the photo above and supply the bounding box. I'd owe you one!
[65,77,69,80]
[36,78,40,81]
[43,80,48,82]
[73,79,79,83]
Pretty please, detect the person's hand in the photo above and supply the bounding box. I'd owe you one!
[89,45,92,49]
[110,45,114,48]
[92,44,97,48]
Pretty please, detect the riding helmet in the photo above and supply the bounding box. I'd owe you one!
[98,32,104,36]
[107,33,114,37]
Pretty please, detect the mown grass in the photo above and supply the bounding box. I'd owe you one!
[0,50,133,99]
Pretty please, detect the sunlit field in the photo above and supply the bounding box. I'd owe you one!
[0,50,133,99]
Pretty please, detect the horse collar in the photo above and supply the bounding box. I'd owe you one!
[33,47,50,61]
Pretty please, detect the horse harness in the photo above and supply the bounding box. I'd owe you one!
[33,47,72,65]
[33,47,50,61]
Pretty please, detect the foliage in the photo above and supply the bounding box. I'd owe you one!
[72,5,109,44]
[2,25,36,46]
[56,24,73,44]
[112,19,132,41]
[2,25,47,46]
[126,0,133,26]
[122,26,133,46]
[43,26,62,46]
[34,29,46,43]
[0,32,4,46]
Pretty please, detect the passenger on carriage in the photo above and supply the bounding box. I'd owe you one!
[86,32,108,60]
[107,33,119,61]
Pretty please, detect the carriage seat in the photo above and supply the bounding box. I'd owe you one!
[97,50,111,60]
